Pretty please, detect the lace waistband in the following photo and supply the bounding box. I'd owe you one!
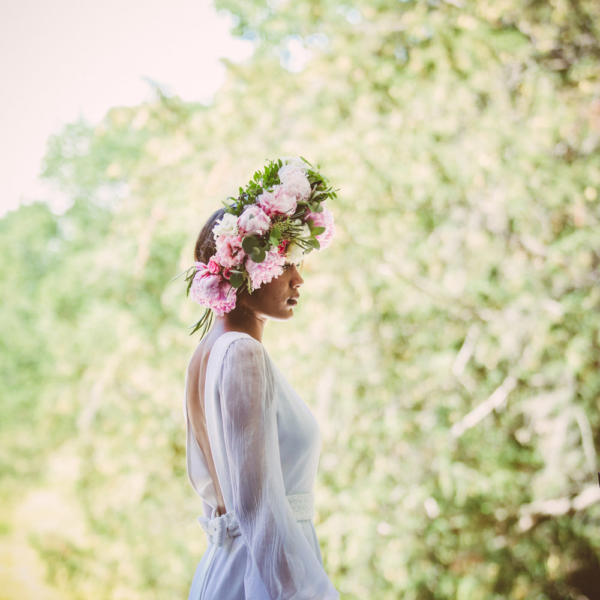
[198,492,315,547]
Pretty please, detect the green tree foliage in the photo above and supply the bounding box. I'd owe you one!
[1,1,599,599]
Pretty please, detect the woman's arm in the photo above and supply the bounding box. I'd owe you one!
[218,337,339,600]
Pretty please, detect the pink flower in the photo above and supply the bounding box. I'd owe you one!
[215,234,245,268]
[190,270,237,316]
[207,257,220,274]
[237,205,271,235]
[258,186,297,216]
[306,206,335,250]
[277,239,290,255]
[245,247,286,290]
[257,190,276,216]
[194,260,209,275]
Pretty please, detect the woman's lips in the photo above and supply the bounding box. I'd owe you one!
[287,298,298,305]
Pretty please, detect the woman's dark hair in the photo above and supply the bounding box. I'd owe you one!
[189,207,232,337]
[194,207,225,263]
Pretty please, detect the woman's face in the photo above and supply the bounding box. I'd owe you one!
[239,262,304,321]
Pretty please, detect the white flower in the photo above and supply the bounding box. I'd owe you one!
[286,241,304,264]
[281,169,311,200]
[278,156,309,187]
[212,213,238,239]
[237,205,271,235]
[278,163,306,181]
[279,156,308,173]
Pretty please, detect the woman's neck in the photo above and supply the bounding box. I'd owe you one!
[213,310,265,343]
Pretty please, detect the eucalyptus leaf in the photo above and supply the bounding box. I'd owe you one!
[250,246,266,262]
[242,235,260,253]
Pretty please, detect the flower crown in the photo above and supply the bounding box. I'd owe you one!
[184,156,338,336]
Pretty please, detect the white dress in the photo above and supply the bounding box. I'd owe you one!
[184,330,339,600]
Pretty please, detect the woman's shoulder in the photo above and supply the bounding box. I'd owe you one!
[209,331,265,370]
[213,330,261,350]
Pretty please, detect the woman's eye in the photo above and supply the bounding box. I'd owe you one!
[283,261,302,271]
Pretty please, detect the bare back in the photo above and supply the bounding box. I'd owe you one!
[185,332,228,515]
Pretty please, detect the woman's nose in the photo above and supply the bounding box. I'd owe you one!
[291,265,304,287]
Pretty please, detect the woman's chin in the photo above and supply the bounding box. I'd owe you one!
[270,307,295,321]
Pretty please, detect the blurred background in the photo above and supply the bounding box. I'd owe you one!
[1,0,599,599]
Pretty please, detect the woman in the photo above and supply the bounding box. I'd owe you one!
[183,158,340,599]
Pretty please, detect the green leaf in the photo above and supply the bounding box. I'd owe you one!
[189,308,213,338]
[242,235,260,253]
[229,271,244,288]
[269,229,282,245]
[250,246,266,262]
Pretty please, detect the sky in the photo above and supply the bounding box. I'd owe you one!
[0,0,254,217]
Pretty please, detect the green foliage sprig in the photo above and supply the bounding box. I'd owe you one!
[223,156,338,218]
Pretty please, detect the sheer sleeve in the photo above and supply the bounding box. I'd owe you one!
[217,337,339,600]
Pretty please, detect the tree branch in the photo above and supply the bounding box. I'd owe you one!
[451,374,518,438]
[518,485,600,532]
